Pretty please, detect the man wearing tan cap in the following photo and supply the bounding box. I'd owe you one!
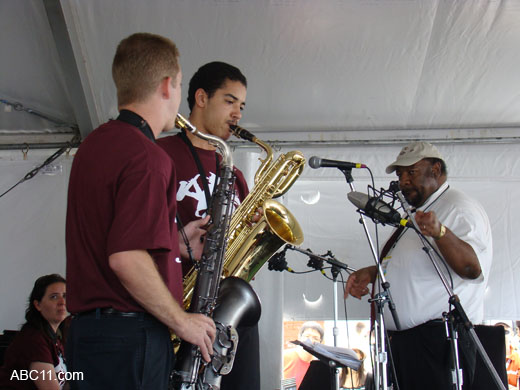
[345,141,493,390]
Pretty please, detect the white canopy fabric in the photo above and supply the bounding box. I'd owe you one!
[1,0,520,140]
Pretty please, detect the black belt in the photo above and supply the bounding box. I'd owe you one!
[76,308,147,319]
[388,318,445,336]
[418,318,445,327]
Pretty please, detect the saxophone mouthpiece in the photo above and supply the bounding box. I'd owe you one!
[229,124,256,142]
[175,113,195,133]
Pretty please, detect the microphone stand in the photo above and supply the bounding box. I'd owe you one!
[340,167,401,390]
[288,246,356,390]
[395,191,506,390]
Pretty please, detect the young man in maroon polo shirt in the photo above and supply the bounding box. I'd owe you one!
[157,62,261,390]
[65,33,215,390]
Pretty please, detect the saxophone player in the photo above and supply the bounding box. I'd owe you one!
[65,33,216,390]
[158,61,261,390]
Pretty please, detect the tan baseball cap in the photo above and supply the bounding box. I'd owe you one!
[386,141,444,173]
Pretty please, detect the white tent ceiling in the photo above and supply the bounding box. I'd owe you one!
[1,0,520,148]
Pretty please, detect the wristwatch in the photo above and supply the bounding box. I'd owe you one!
[434,224,446,240]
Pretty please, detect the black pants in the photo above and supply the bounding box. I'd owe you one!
[220,323,261,390]
[388,321,476,390]
[66,311,173,390]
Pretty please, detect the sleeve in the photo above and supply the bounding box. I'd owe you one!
[233,167,250,201]
[21,330,55,365]
[107,167,173,256]
[442,198,493,283]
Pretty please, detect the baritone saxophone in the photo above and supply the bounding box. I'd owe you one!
[223,125,305,280]
[182,124,305,309]
[172,114,261,390]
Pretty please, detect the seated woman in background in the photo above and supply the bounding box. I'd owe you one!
[0,274,68,389]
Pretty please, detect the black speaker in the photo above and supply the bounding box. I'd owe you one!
[471,325,508,390]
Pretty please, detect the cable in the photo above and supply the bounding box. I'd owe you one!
[407,223,455,290]
[0,98,78,131]
[176,214,195,266]
[384,327,400,390]
[0,137,79,199]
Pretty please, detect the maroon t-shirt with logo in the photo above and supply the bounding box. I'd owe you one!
[66,120,183,313]
[157,133,249,226]
[157,133,249,274]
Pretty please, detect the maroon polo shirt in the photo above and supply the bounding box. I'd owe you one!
[66,120,182,313]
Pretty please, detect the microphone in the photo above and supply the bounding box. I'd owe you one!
[267,247,293,273]
[286,245,357,273]
[348,191,408,227]
[306,253,324,271]
[388,180,400,194]
[309,156,367,170]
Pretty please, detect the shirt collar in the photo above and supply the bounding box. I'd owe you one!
[419,181,449,211]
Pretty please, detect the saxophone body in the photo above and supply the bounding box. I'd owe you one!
[224,125,305,281]
[171,114,261,390]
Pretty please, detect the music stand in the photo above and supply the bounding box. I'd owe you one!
[287,246,358,389]
[292,340,362,390]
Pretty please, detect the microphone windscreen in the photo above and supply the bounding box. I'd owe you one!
[308,156,321,169]
[347,191,369,209]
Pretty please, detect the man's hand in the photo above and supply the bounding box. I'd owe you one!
[414,210,481,279]
[179,216,210,260]
[414,210,442,238]
[344,266,377,299]
[174,312,216,363]
[250,207,263,223]
[109,250,217,362]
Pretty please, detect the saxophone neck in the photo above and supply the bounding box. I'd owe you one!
[252,138,273,183]
[229,124,273,183]
[176,113,233,167]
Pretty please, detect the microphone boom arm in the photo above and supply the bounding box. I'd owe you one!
[286,245,357,273]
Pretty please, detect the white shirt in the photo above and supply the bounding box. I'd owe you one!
[381,182,493,331]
